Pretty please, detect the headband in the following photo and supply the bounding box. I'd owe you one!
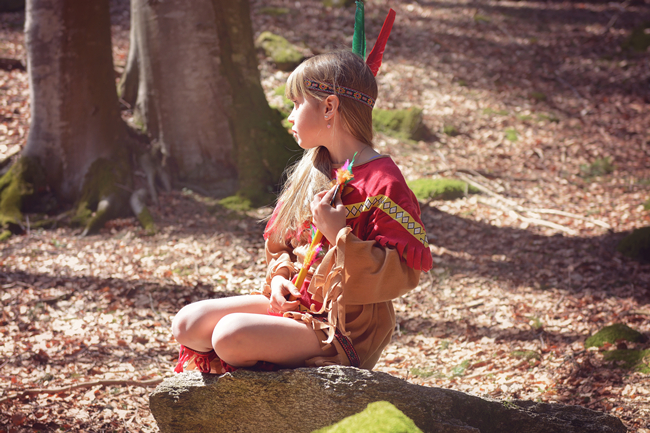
[304,79,376,109]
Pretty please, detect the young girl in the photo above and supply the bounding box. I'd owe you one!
[171,50,432,373]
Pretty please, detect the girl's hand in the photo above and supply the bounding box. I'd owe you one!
[311,185,347,245]
[268,275,301,314]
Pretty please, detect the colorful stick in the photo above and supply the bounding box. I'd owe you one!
[292,155,356,291]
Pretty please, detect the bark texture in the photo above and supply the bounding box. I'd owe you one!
[23,0,125,203]
[149,367,627,433]
[123,0,298,204]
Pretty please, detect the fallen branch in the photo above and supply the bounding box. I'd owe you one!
[0,377,164,404]
[458,173,609,232]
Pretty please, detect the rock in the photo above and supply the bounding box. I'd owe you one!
[585,323,647,348]
[149,366,626,433]
[372,107,426,141]
[617,226,650,263]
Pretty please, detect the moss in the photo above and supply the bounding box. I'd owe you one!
[0,157,47,234]
[529,91,547,102]
[373,108,424,141]
[443,125,459,136]
[482,108,509,116]
[644,198,650,211]
[313,401,423,433]
[255,31,304,72]
[0,229,12,242]
[408,178,479,201]
[585,323,646,348]
[617,226,650,263]
[603,349,650,373]
[73,158,130,235]
[137,207,156,235]
[322,0,355,7]
[622,22,650,52]
[218,194,253,213]
[510,350,541,361]
[505,128,518,142]
[580,157,614,178]
[258,7,290,16]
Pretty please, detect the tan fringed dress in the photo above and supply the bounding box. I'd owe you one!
[262,156,433,370]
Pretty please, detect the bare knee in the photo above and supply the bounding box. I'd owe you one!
[171,304,194,344]
[212,313,255,366]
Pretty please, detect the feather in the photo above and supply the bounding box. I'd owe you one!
[352,1,366,59]
[366,8,396,76]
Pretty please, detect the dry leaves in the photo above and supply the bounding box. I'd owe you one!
[2,0,650,431]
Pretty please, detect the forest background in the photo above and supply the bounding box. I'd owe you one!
[1,0,649,431]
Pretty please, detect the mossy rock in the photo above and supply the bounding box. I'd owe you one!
[622,22,650,52]
[617,226,650,263]
[219,194,253,212]
[322,0,355,7]
[584,323,647,348]
[313,401,423,433]
[258,7,290,16]
[603,349,650,373]
[408,178,479,201]
[373,108,425,141]
[255,31,304,72]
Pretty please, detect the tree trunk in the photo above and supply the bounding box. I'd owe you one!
[23,0,126,203]
[123,0,298,205]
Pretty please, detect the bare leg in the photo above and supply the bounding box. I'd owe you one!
[171,295,269,352]
[212,313,337,368]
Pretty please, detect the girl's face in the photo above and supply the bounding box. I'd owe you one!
[288,93,327,150]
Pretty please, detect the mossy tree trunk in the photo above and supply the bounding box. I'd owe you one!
[0,0,130,236]
[120,0,298,206]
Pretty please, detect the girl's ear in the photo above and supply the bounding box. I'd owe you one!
[323,95,340,117]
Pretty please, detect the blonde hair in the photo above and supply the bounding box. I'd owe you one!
[267,51,378,244]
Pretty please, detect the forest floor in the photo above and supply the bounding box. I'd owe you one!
[1,0,650,431]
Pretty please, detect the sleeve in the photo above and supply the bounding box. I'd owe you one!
[336,227,421,305]
[263,236,297,296]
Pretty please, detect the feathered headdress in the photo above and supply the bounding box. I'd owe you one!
[352,1,396,77]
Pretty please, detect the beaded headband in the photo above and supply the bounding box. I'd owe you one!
[304,79,376,109]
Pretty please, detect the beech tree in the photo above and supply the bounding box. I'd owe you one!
[0,0,297,239]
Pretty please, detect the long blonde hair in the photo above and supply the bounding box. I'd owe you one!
[267,51,378,244]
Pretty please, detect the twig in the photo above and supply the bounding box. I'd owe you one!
[458,173,609,232]
[0,378,164,404]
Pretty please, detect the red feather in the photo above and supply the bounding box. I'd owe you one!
[366,8,396,76]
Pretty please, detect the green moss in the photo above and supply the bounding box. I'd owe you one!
[482,107,509,116]
[474,14,491,23]
[410,367,441,379]
[603,349,650,373]
[537,112,559,123]
[529,91,547,102]
[0,157,47,234]
[408,178,479,201]
[137,207,156,235]
[585,323,646,348]
[219,194,253,212]
[617,226,650,263]
[255,31,304,72]
[644,198,650,211]
[73,158,130,235]
[258,7,290,16]
[0,229,12,242]
[622,22,650,52]
[442,125,459,136]
[510,350,541,361]
[322,0,355,7]
[505,128,518,142]
[451,359,470,377]
[313,401,423,433]
[580,157,614,177]
[372,108,424,141]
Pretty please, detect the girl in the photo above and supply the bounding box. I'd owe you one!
[171,50,432,373]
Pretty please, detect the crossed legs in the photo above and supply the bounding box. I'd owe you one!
[171,295,335,368]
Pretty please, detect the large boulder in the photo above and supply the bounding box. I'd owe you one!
[149,366,626,433]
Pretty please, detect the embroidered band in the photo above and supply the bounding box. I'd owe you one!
[345,194,429,248]
[305,79,375,109]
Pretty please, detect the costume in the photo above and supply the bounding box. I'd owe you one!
[263,156,432,369]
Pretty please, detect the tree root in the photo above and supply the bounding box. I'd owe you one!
[0,378,164,405]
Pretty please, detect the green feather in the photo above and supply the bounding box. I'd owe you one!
[352,1,366,58]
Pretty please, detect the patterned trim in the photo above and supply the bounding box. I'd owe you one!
[345,194,429,248]
[304,79,375,109]
[314,316,360,367]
